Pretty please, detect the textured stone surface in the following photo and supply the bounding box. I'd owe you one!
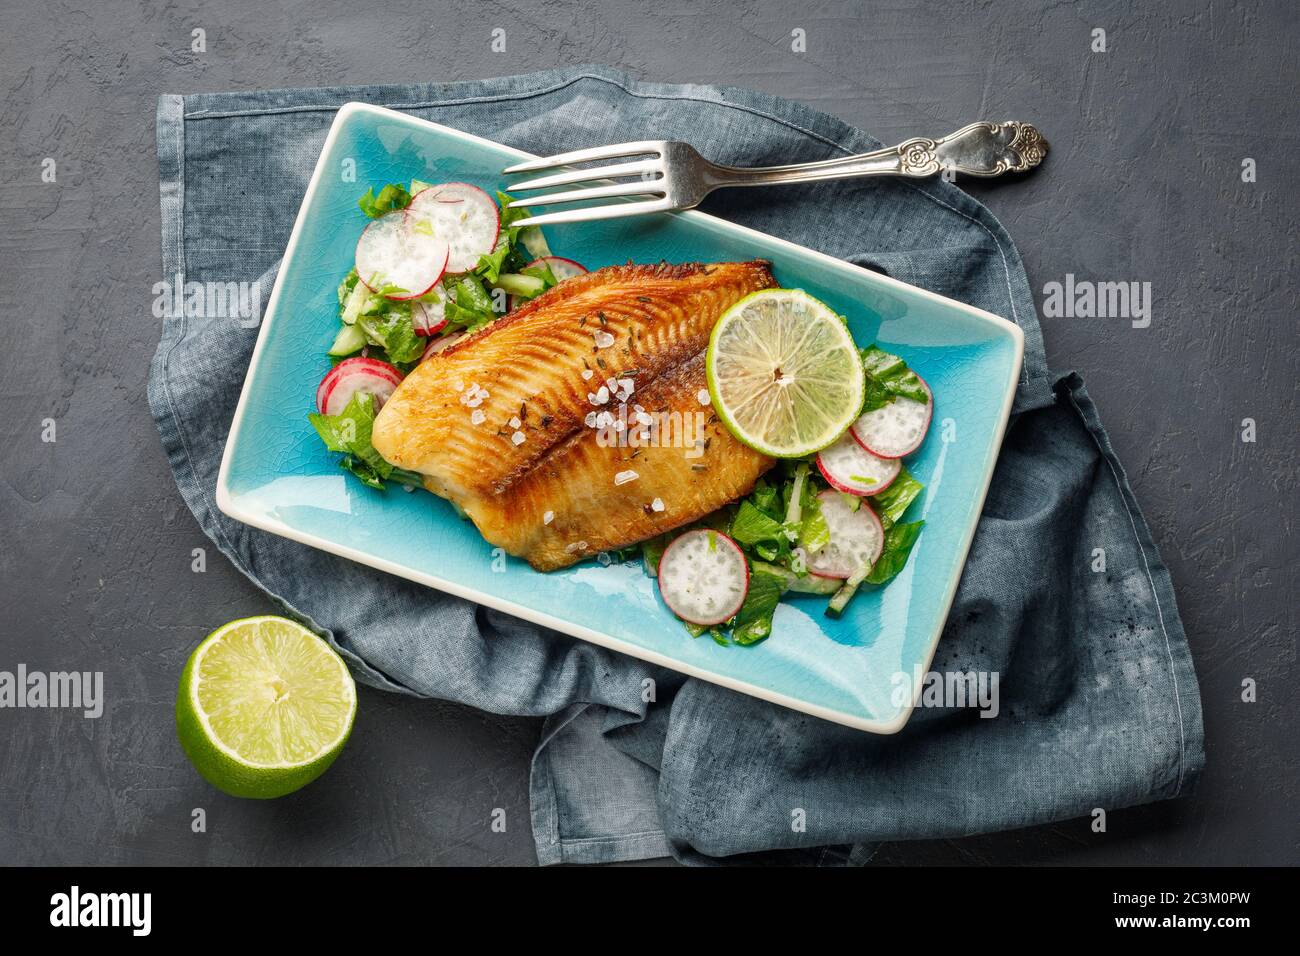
[0,0,1294,865]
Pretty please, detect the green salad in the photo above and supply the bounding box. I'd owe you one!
[308,180,579,490]
[304,180,935,645]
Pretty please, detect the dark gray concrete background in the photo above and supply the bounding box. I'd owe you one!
[1,0,1295,865]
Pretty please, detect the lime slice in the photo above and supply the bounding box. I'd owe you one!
[706,289,865,458]
[176,616,356,799]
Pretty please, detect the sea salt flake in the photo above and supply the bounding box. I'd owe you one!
[613,469,639,486]
[470,409,486,425]
[651,497,665,512]
[593,330,615,348]
[581,369,594,380]
[509,416,521,429]
[584,412,598,428]
[543,511,555,525]
[597,552,612,567]
[696,389,711,405]
[511,430,526,445]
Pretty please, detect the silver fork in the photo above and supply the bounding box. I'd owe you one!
[504,121,1048,227]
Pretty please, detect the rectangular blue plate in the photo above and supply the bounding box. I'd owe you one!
[217,103,1024,733]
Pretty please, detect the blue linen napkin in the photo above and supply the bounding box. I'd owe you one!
[150,66,1204,865]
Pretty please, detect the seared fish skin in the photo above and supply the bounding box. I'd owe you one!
[371,260,775,501]
[370,260,777,570]
[463,352,774,571]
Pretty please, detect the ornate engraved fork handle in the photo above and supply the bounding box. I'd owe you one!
[706,121,1049,187]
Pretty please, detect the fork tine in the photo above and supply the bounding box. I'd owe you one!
[508,160,661,193]
[501,140,663,175]
[509,181,664,209]
[511,197,675,228]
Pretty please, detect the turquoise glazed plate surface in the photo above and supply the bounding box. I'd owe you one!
[217,103,1024,733]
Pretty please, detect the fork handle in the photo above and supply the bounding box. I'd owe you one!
[705,121,1048,187]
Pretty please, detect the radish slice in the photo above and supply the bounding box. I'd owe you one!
[529,256,587,280]
[816,431,901,495]
[355,211,449,300]
[408,183,501,274]
[421,331,465,361]
[316,357,403,416]
[806,491,884,579]
[656,529,750,626]
[509,256,588,310]
[851,379,932,459]
[412,286,448,336]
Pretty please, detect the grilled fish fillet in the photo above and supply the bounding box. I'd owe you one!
[463,352,773,570]
[371,260,777,570]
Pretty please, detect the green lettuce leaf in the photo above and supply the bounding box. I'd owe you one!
[520,259,558,287]
[357,183,411,219]
[307,393,419,491]
[869,466,924,529]
[859,345,930,412]
[475,193,536,286]
[748,479,783,522]
[475,240,513,285]
[729,500,786,549]
[732,565,785,645]
[685,621,730,646]
[797,493,831,553]
[356,306,424,365]
[496,190,528,230]
[866,520,925,585]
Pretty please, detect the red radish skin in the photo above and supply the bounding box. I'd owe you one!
[656,529,750,626]
[317,357,403,413]
[816,431,901,496]
[850,377,933,460]
[508,256,589,310]
[421,331,465,361]
[408,184,501,274]
[411,294,448,337]
[805,491,885,579]
[816,452,899,497]
[528,256,588,279]
[354,211,449,301]
[316,357,404,415]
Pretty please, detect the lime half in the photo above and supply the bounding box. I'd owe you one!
[176,616,356,799]
[706,289,865,458]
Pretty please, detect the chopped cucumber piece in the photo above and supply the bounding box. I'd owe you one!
[826,562,873,618]
[327,323,367,357]
[750,560,840,596]
[494,273,546,298]
[340,280,373,325]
